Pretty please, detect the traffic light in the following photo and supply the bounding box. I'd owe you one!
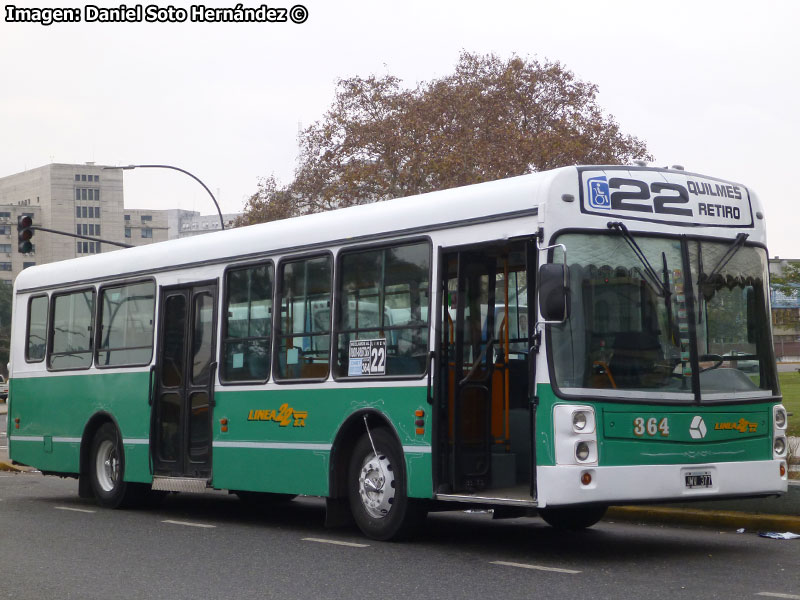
[17,215,33,253]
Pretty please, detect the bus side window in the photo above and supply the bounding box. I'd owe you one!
[335,241,430,378]
[96,281,155,367]
[275,255,332,381]
[49,289,95,370]
[26,295,48,362]
[222,262,273,383]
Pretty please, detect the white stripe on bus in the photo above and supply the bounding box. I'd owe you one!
[213,441,332,451]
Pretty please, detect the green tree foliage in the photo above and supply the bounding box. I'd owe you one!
[238,51,652,225]
[771,261,800,298]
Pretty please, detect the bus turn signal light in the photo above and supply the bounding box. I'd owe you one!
[415,409,425,417]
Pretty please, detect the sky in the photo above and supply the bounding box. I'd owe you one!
[1,0,798,256]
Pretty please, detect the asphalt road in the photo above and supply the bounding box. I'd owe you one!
[0,474,798,600]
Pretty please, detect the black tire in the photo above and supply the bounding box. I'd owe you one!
[347,428,426,541]
[89,423,146,508]
[538,504,607,530]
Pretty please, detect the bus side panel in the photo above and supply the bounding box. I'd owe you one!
[211,386,432,498]
[9,371,153,482]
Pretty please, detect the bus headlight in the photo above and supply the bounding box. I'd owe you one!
[774,436,787,457]
[774,406,787,430]
[554,405,598,466]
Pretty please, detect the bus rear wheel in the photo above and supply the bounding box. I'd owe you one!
[537,504,607,530]
[89,423,145,509]
[348,428,425,541]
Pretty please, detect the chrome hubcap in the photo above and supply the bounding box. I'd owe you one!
[95,439,119,492]
[358,451,395,519]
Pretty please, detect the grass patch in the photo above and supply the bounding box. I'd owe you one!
[779,371,800,438]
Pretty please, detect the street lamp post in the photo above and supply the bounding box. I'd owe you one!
[104,164,225,231]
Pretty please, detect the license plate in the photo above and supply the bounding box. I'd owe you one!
[685,472,713,489]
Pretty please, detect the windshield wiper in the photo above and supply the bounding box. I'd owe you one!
[607,222,670,298]
[697,232,749,304]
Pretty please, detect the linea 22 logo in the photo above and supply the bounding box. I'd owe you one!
[587,176,611,210]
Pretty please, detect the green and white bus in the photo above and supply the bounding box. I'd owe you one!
[8,165,789,540]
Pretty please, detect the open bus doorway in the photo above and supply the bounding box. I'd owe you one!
[436,240,536,502]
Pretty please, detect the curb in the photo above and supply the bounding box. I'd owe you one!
[608,506,800,532]
[0,461,32,473]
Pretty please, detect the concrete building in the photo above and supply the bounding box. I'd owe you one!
[0,163,242,285]
[123,208,170,245]
[0,163,126,285]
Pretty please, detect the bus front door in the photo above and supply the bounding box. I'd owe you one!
[441,250,497,493]
[152,283,218,482]
[438,242,536,500]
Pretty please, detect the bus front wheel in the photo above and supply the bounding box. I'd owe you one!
[538,504,607,530]
[348,428,425,541]
[89,423,144,509]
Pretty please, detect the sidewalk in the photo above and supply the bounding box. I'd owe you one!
[0,400,797,531]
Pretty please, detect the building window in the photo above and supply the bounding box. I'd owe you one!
[83,224,89,235]
[125,228,131,239]
[77,242,81,254]
[141,215,152,222]
[81,174,87,182]
[0,226,10,235]
[0,212,10,219]
[94,175,99,182]
[81,206,88,218]
[83,242,89,253]
[88,207,94,218]
[75,175,80,182]
[124,214,130,221]
[81,189,87,201]
[96,224,101,236]
[0,263,11,271]
[96,205,101,217]
[96,242,101,253]
[76,190,80,201]
[142,228,152,238]
[22,262,35,269]
[89,224,94,236]
[89,242,95,253]
[76,225,81,235]
[0,244,10,253]
[76,206,81,218]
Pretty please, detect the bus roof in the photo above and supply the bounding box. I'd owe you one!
[15,165,762,292]
[15,167,559,292]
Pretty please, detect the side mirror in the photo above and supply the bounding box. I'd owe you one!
[538,263,570,323]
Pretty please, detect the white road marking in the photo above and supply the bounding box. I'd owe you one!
[757,593,800,599]
[162,519,216,529]
[490,560,581,574]
[302,537,370,548]
[55,506,96,514]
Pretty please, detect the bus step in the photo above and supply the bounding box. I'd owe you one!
[152,476,210,493]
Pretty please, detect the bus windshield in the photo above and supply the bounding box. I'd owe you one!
[550,233,777,402]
